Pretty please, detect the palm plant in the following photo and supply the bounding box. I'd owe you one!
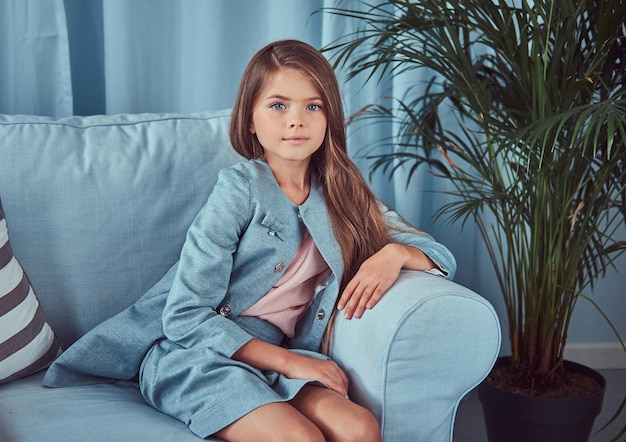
[323,0,625,433]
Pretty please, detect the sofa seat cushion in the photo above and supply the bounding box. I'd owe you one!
[0,371,225,441]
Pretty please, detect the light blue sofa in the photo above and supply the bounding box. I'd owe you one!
[0,110,501,441]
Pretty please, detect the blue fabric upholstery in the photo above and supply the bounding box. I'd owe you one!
[0,110,239,347]
[330,270,500,441]
[0,111,500,441]
[0,371,208,441]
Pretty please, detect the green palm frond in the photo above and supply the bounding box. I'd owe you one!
[322,2,626,423]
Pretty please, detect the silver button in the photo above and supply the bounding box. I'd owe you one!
[317,309,325,320]
[268,230,276,236]
[274,262,284,272]
[219,304,231,317]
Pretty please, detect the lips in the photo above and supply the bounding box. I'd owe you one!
[283,136,309,145]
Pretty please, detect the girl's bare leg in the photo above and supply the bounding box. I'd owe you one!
[213,401,324,442]
[213,385,380,442]
[290,385,382,442]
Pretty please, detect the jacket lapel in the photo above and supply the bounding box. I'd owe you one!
[299,179,344,279]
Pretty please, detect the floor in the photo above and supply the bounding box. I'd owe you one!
[453,369,626,442]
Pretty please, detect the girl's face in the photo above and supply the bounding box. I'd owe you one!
[250,67,327,169]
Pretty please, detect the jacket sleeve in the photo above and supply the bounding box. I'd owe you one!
[162,166,255,358]
[382,204,457,280]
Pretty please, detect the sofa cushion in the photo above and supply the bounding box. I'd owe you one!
[0,110,239,346]
[43,264,177,387]
[0,198,63,384]
[1,371,218,441]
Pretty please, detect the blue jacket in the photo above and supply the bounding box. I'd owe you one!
[43,159,456,386]
[165,158,456,356]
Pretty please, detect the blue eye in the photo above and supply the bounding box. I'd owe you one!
[270,102,286,110]
[307,104,322,111]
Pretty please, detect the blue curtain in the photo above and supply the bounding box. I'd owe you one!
[1,0,624,349]
[0,0,72,116]
[0,0,399,209]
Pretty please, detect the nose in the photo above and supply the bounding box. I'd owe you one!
[289,109,304,128]
[289,118,304,128]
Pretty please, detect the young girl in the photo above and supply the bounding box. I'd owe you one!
[138,39,456,442]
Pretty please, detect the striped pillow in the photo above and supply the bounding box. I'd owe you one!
[0,199,62,384]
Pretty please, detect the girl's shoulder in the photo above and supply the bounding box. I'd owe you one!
[220,158,273,182]
[217,158,280,198]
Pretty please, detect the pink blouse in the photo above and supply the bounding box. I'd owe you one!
[241,229,330,337]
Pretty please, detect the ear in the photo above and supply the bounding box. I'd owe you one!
[249,123,256,134]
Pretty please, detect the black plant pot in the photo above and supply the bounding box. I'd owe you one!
[478,359,606,442]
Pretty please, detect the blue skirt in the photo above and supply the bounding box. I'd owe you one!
[139,315,329,438]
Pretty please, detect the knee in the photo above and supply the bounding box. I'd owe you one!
[293,424,325,442]
[342,406,381,442]
[263,420,324,442]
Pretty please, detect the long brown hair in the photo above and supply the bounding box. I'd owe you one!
[230,39,391,290]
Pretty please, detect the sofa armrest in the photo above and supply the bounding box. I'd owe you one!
[328,270,501,442]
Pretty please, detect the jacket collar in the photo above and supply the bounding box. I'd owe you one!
[253,159,344,279]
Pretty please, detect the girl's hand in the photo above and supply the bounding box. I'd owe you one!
[232,339,349,396]
[337,243,437,319]
[337,244,405,320]
[282,353,349,397]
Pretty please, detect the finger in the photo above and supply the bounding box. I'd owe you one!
[318,367,348,397]
[352,284,380,318]
[342,287,365,319]
[329,380,348,398]
[340,281,367,318]
[330,366,350,397]
[328,374,348,397]
[365,284,388,309]
[336,364,349,390]
[337,278,360,310]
